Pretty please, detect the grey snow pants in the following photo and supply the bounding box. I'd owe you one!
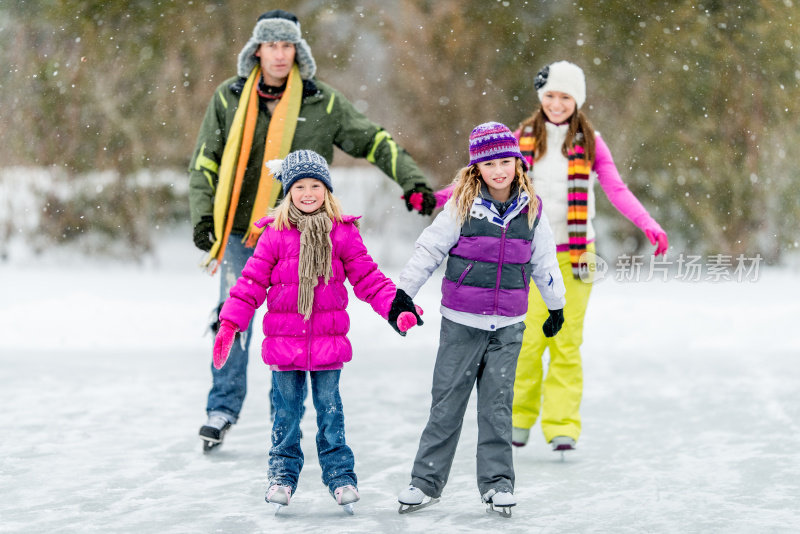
[410,317,526,498]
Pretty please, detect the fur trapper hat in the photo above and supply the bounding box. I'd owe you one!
[534,61,586,109]
[237,9,317,80]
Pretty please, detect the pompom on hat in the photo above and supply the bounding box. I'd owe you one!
[534,61,586,109]
[266,150,333,195]
[468,122,528,172]
[237,9,317,80]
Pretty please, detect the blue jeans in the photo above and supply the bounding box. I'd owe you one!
[206,234,254,423]
[269,370,356,494]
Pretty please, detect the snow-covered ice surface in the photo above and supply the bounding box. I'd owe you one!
[2,228,799,533]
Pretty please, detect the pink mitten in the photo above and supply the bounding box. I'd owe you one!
[407,192,424,212]
[398,305,424,333]
[213,320,238,370]
[645,228,669,256]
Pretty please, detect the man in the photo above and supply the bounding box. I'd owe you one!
[189,9,435,452]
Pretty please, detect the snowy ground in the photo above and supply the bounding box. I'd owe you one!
[2,225,799,534]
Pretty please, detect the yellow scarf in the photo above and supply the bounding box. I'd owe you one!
[203,64,303,272]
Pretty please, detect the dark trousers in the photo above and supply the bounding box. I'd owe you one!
[410,317,525,498]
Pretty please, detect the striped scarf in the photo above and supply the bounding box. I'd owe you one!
[519,125,592,278]
[202,64,303,273]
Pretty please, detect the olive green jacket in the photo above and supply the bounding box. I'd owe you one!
[188,77,430,232]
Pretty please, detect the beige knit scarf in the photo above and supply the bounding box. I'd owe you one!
[287,204,333,320]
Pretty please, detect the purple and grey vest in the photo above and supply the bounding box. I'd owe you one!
[441,197,542,317]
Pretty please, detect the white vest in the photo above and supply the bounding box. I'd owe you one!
[531,122,597,246]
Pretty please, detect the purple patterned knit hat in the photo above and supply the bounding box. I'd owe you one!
[468,122,528,171]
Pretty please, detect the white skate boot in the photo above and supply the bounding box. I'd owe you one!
[397,485,439,514]
[550,435,576,461]
[511,426,530,447]
[333,484,360,515]
[265,484,292,514]
[482,488,515,518]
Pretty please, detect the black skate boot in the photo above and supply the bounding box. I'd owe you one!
[199,414,232,453]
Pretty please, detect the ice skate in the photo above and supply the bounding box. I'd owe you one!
[482,488,515,518]
[397,485,439,514]
[333,484,360,515]
[511,426,530,447]
[198,414,232,453]
[265,484,292,514]
[550,435,576,461]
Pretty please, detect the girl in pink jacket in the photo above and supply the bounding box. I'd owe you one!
[511,61,668,454]
[212,150,422,514]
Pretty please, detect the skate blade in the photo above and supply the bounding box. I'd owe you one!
[486,503,513,518]
[202,439,222,454]
[342,503,355,515]
[271,502,285,515]
[554,448,574,462]
[398,497,440,514]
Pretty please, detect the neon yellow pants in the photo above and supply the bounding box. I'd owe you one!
[512,247,593,443]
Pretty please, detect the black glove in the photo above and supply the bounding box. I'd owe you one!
[404,184,437,216]
[193,215,215,252]
[387,289,424,336]
[542,308,564,338]
[208,302,223,335]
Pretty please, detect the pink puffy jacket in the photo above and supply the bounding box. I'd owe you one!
[219,215,396,371]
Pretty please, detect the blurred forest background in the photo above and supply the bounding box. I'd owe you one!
[1,0,798,262]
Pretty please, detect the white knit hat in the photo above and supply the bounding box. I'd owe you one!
[534,61,586,109]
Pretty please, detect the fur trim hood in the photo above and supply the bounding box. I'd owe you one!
[237,17,317,80]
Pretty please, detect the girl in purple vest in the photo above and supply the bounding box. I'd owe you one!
[511,62,668,455]
[211,149,422,513]
[395,122,566,516]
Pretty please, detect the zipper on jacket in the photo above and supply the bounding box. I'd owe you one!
[306,314,313,370]
[494,226,508,314]
[456,262,474,287]
[522,264,529,290]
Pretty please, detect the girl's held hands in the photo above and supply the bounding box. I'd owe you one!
[388,289,424,336]
[397,305,424,333]
[213,320,238,369]
[645,228,669,256]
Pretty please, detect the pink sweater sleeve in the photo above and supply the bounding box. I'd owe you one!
[594,135,663,233]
